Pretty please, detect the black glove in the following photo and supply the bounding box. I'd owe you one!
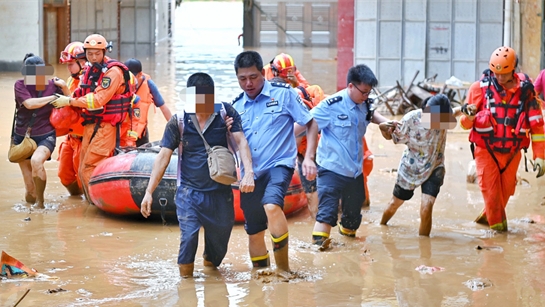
[461,103,477,117]
[520,80,535,102]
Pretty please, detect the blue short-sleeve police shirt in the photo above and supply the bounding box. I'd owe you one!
[311,89,370,178]
[231,80,313,178]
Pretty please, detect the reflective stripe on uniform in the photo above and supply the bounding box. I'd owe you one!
[475,126,494,133]
[529,115,543,122]
[531,134,545,142]
[86,93,96,110]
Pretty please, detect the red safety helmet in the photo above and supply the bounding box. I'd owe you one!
[59,42,85,64]
[270,53,296,77]
[489,46,517,74]
[50,107,81,137]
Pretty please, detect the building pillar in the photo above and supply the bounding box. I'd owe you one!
[336,0,354,91]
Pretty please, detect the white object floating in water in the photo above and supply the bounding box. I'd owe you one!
[415,265,445,274]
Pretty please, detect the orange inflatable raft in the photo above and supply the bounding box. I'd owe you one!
[88,148,308,222]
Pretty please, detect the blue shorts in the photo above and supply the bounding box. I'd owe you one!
[393,167,445,201]
[13,131,56,160]
[176,186,234,266]
[240,166,294,235]
[316,166,365,230]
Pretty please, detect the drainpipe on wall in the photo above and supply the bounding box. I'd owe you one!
[504,0,512,47]
[336,0,355,92]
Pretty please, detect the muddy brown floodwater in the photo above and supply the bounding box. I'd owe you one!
[1,2,545,306]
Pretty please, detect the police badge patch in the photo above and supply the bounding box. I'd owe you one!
[101,77,111,89]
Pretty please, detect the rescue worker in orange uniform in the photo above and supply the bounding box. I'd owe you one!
[52,41,87,196]
[52,34,136,202]
[362,137,373,207]
[264,53,309,88]
[124,58,172,147]
[459,46,545,231]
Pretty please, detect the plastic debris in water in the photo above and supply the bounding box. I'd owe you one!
[415,265,444,274]
[475,245,503,252]
[1,251,37,278]
[464,278,492,291]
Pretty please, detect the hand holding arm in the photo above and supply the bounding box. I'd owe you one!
[301,119,318,181]
[231,131,255,193]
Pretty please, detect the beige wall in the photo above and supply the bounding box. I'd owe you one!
[519,0,543,79]
[0,0,42,70]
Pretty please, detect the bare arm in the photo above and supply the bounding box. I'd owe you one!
[231,131,255,193]
[293,123,307,138]
[371,112,391,125]
[141,147,173,217]
[301,119,318,180]
[22,95,57,109]
[159,104,172,121]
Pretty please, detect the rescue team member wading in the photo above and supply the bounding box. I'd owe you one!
[460,46,545,232]
[309,64,392,248]
[52,34,137,203]
[124,58,172,147]
[51,41,87,196]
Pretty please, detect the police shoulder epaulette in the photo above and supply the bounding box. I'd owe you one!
[326,96,342,105]
[231,92,244,104]
[270,82,290,88]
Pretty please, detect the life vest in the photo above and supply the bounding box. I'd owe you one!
[295,85,325,157]
[133,73,154,138]
[74,60,136,126]
[469,72,543,153]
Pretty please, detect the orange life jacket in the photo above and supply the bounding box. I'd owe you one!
[74,60,136,126]
[133,73,154,138]
[295,85,324,156]
[469,72,542,153]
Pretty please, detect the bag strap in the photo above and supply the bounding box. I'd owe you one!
[190,114,212,151]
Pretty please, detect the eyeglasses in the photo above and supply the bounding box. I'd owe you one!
[351,83,371,96]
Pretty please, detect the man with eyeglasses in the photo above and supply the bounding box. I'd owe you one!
[309,64,393,248]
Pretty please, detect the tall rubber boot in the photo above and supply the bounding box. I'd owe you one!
[178,263,194,278]
[65,181,83,196]
[33,177,46,209]
[271,232,290,272]
[250,251,270,268]
[312,232,331,251]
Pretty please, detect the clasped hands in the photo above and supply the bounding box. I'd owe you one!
[461,103,478,120]
[379,120,398,140]
[50,93,71,108]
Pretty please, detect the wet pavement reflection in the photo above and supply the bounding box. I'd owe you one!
[1,2,545,306]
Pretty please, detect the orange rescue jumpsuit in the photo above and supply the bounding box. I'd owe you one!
[119,72,155,146]
[58,76,84,188]
[71,65,127,199]
[460,75,545,231]
[363,137,373,205]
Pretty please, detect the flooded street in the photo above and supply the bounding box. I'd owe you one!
[2,2,545,306]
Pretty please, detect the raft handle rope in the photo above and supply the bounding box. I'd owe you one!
[159,198,168,226]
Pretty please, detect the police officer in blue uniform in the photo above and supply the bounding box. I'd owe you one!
[310,64,392,248]
[232,51,318,273]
